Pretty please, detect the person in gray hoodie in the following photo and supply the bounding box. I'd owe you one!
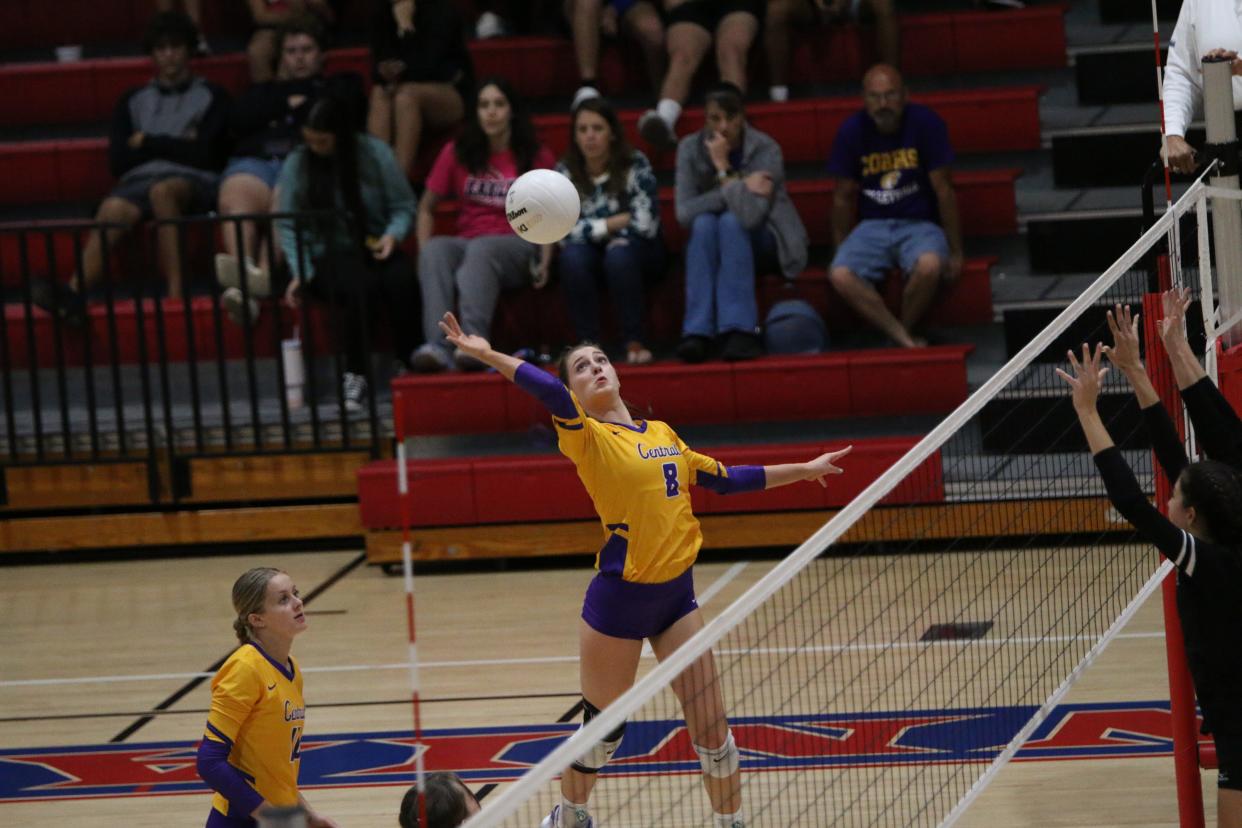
[674,81,807,362]
[34,11,229,324]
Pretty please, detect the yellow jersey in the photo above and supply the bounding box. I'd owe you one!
[553,389,734,584]
[203,642,305,816]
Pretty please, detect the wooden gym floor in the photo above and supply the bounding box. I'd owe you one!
[0,547,1219,827]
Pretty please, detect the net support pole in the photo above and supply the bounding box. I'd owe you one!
[1144,295,1205,828]
[1204,55,1242,348]
[393,389,428,828]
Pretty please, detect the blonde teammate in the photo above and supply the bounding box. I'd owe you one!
[439,312,851,828]
[195,567,339,828]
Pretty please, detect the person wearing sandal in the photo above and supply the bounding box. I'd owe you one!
[555,97,664,366]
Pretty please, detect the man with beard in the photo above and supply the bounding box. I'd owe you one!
[825,64,962,348]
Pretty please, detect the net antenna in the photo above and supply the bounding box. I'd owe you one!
[463,177,1217,828]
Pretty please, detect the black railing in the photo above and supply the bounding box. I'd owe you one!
[0,211,388,504]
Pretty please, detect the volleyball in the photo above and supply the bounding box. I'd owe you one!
[505,169,581,244]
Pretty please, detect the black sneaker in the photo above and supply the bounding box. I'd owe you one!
[29,278,87,329]
[638,109,676,151]
[676,334,712,364]
[721,331,764,362]
[342,372,367,413]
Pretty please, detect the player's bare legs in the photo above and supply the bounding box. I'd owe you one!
[651,609,742,817]
[559,620,643,807]
[1220,788,1242,828]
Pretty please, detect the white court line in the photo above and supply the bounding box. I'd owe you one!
[0,630,1162,688]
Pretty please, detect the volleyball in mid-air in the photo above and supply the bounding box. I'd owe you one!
[505,169,581,244]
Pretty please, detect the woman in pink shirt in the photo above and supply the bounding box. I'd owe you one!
[411,77,556,372]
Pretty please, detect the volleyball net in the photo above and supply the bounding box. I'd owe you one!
[462,175,1237,828]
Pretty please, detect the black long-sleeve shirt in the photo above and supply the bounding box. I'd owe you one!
[369,0,474,99]
[1094,402,1242,735]
[1182,376,1242,470]
[108,76,230,181]
[229,72,366,160]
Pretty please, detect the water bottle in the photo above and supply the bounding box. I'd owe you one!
[282,329,305,410]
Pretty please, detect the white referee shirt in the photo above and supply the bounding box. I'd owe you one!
[1164,0,1242,137]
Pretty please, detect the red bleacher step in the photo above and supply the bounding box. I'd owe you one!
[5,259,990,369]
[391,346,971,437]
[0,6,1065,97]
[0,89,1034,206]
[356,437,945,530]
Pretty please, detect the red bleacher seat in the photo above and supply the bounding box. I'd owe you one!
[357,437,945,530]
[0,5,1065,95]
[0,90,1033,206]
[390,346,970,438]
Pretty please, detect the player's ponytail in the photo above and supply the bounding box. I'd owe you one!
[231,567,283,646]
[1176,461,1242,549]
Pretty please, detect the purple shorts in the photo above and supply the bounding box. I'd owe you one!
[206,809,255,828]
[582,568,699,640]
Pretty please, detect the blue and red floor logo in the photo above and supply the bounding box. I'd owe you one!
[0,701,1190,803]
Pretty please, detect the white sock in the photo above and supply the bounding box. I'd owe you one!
[656,98,682,129]
[714,810,745,828]
[560,798,591,827]
[769,85,789,102]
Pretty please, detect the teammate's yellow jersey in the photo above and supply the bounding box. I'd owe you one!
[553,390,733,584]
[203,642,305,816]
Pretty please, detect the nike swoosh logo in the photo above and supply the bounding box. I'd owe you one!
[267,683,277,691]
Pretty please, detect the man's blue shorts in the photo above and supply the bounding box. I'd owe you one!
[582,568,698,641]
[222,156,285,190]
[830,218,949,286]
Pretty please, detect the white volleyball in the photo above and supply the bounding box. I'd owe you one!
[505,168,581,244]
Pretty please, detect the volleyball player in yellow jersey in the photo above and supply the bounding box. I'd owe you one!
[195,567,340,828]
[439,312,851,828]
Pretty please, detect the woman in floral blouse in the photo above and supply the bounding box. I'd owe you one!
[556,97,664,364]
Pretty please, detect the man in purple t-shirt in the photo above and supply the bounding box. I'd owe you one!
[826,64,963,348]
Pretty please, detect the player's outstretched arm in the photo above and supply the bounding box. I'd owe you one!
[763,446,853,489]
[1102,304,1160,408]
[1159,288,1209,390]
[1056,343,1115,455]
[438,312,523,380]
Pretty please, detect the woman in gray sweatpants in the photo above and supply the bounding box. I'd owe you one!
[411,77,557,372]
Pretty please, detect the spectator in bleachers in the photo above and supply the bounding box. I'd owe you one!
[637,0,763,150]
[410,77,556,373]
[557,98,663,364]
[398,772,481,828]
[247,0,338,83]
[276,95,420,412]
[567,0,666,109]
[367,0,474,178]
[764,0,898,101]
[216,15,365,327]
[674,82,807,363]
[826,64,962,348]
[156,0,209,53]
[32,11,228,322]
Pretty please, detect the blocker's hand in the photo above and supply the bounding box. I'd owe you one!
[1102,303,1142,373]
[1159,287,1193,348]
[438,312,491,360]
[1056,342,1109,413]
[805,445,852,488]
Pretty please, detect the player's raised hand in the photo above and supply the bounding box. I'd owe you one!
[806,445,852,488]
[1159,287,1193,348]
[1056,343,1108,412]
[1102,304,1142,373]
[438,312,492,360]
